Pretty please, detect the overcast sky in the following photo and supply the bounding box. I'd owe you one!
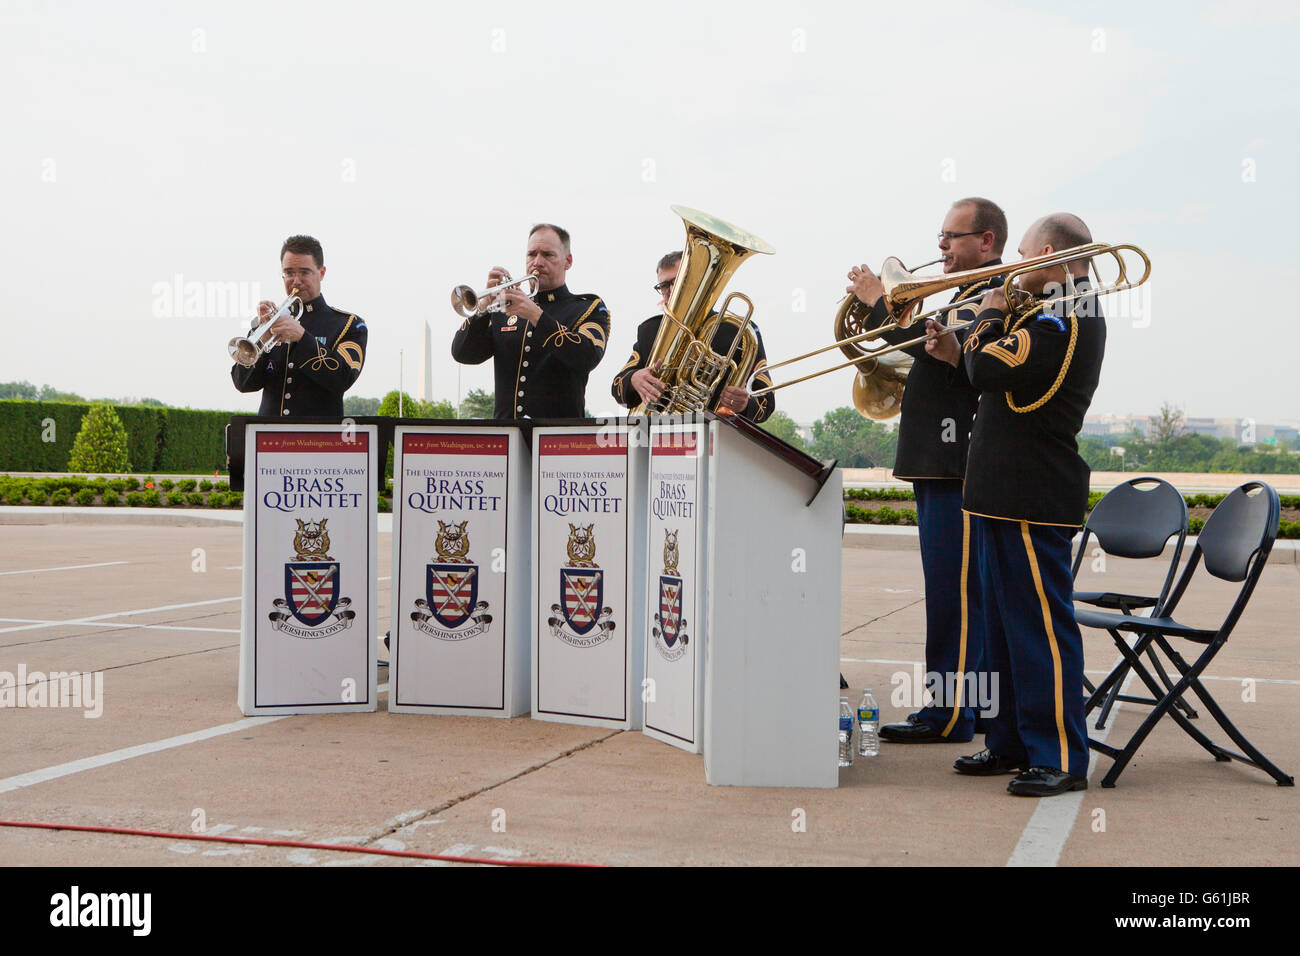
[3,0,1297,426]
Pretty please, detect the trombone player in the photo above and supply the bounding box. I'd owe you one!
[451,223,610,419]
[611,251,776,421]
[231,234,367,417]
[925,213,1104,797]
[847,198,1007,745]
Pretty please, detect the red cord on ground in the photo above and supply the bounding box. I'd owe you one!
[0,819,597,867]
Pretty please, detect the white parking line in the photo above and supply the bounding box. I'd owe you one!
[0,596,241,635]
[1006,659,1134,867]
[0,618,239,635]
[0,717,286,795]
[0,561,128,577]
[0,683,389,795]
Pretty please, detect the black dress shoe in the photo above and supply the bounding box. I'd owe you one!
[953,749,1027,776]
[1007,767,1088,797]
[880,713,969,743]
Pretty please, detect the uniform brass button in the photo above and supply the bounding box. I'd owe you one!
[522,361,528,367]
[284,393,291,399]
[516,405,523,412]
[524,346,530,352]
[518,390,524,396]
[288,362,294,369]
[519,376,526,382]
[282,410,290,416]
[286,377,293,383]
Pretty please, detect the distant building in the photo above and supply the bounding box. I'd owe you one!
[1183,417,1237,440]
[1080,413,1149,438]
[1083,413,1298,446]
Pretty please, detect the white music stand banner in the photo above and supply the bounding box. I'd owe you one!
[531,425,645,729]
[238,424,378,715]
[389,426,530,716]
[642,420,708,753]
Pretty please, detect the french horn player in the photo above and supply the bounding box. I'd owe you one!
[851,198,1009,747]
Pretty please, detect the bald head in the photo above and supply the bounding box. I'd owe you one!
[1026,213,1092,254]
[1016,212,1095,295]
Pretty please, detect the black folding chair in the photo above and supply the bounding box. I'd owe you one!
[1080,482,1293,788]
[1071,477,1189,730]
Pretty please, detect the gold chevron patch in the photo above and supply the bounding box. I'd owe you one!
[337,341,365,371]
[984,329,1031,367]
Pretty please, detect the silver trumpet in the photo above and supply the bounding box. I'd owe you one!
[228,288,301,367]
[450,272,540,318]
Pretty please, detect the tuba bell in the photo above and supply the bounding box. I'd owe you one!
[630,205,775,415]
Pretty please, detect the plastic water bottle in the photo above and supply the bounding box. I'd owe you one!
[857,689,879,757]
[838,697,855,767]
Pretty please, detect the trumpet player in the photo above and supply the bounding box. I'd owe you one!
[451,223,610,419]
[610,251,775,421]
[231,235,367,417]
[848,198,1007,746]
[925,213,1103,797]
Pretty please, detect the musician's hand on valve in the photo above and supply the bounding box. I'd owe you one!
[479,266,511,312]
[979,288,1009,315]
[502,289,542,325]
[924,318,960,367]
[270,313,306,343]
[847,264,886,310]
[631,361,666,405]
[718,385,749,414]
[255,300,277,326]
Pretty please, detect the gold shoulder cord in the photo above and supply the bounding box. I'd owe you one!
[1004,304,1078,414]
[331,315,356,350]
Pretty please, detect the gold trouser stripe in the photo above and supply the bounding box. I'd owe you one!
[940,510,972,737]
[1020,521,1068,771]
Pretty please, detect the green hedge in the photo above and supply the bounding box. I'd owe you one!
[0,400,231,474]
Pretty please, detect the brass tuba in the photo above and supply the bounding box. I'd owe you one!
[630,205,775,415]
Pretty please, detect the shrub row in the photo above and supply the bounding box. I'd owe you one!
[0,401,233,474]
[0,475,242,509]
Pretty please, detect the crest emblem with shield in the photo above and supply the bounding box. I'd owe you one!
[427,564,479,629]
[285,562,341,627]
[561,568,603,636]
[658,575,682,647]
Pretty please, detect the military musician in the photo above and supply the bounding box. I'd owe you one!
[847,198,1007,744]
[451,223,610,419]
[611,250,775,421]
[231,235,367,417]
[926,212,1104,796]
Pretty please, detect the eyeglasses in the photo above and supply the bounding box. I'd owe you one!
[282,269,318,279]
[937,230,987,242]
[653,280,675,296]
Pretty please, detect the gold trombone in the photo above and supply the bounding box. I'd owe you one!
[751,242,1149,417]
